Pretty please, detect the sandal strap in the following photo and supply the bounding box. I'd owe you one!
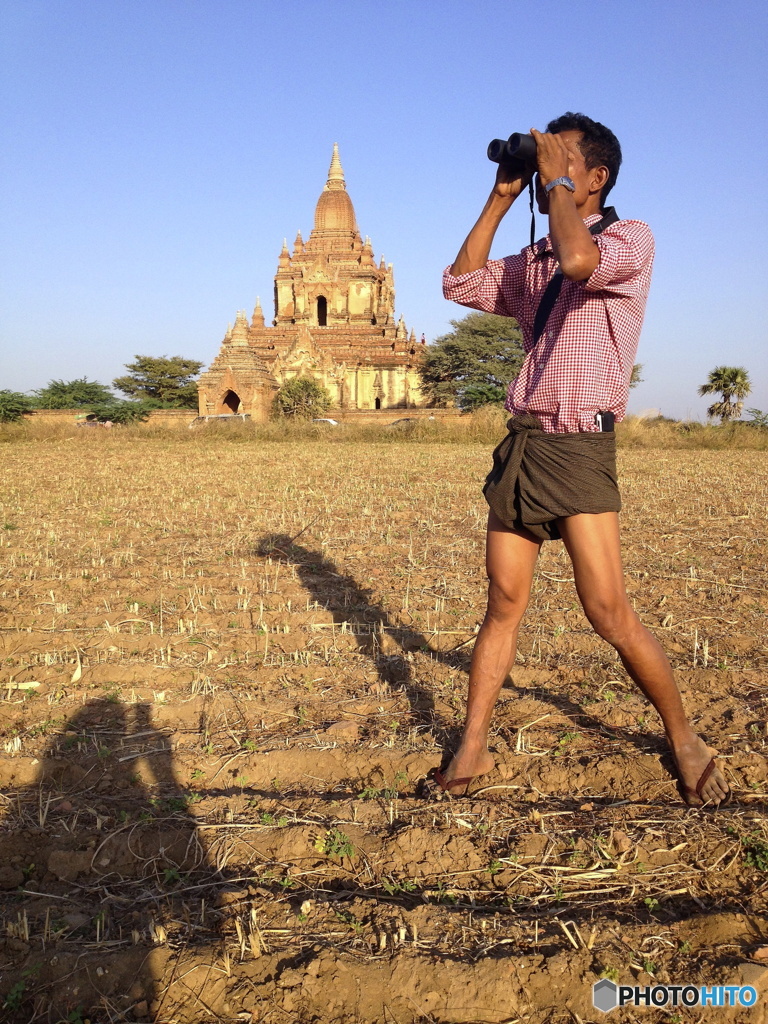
[435,769,474,792]
[695,758,716,799]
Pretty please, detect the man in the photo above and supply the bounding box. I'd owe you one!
[432,112,729,807]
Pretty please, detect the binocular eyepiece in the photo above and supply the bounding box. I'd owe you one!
[487,132,537,173]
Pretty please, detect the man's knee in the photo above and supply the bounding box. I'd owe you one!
[485,576,530,624]
[582,595,637,646]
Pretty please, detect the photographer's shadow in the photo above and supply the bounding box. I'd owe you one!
[0,699,224,1022]
[258,533,473,735]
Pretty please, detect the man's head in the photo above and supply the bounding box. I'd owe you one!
[546,112,622,203]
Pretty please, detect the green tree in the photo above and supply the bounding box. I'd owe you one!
[273,377,332,419]
[34,377,116,409]
[89,400,153,425]
[113,355,204,408]
[0,390,35,422]
[746,408,768,428]
[460,383,508,410]
[419,312,524,408]
[698,366,751,423]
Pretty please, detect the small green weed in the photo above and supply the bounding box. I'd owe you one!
[381,876,417,895]
[743,834,768,871]
[2,964,40,1011]
[358,785,398,799]
[314,828,354,858]
[554,731,581,756]
[335,909,362,933]
[259,811,289,827]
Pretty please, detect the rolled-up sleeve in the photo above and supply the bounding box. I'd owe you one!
[443,253,526,319]
[585,220,655,297]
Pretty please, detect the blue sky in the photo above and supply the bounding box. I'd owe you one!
[1,0,766,420]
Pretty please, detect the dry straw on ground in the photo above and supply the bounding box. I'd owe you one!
[0,425,766,1023]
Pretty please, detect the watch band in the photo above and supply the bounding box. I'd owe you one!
[545,176,576,194]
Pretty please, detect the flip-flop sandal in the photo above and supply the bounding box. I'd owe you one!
[679,757,731,807]
[420,767,476,801]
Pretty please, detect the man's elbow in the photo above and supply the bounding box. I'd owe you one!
[559,252,600,282]
[442,276,459,300]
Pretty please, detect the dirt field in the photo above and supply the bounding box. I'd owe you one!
[1,434,767,1023]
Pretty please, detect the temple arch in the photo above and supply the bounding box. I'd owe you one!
[221,390,241,414]
[317,296,327,326]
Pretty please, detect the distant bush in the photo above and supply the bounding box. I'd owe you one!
[617,415,768,450]
[89,400,153,425]
[0,390,35,422]
[273,378,332,419]
[2,407,767,449]
[33,377,116,409]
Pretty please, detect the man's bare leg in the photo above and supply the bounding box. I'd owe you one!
[437,511,541,791]
[557,512,730,805]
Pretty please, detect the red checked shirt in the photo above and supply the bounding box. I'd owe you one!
[442,214,655,432]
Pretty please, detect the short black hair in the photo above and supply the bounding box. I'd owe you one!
[546,112,622,202]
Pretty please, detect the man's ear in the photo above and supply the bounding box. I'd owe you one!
[589,165,610,195]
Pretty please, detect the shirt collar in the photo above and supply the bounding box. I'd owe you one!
[534,212,607,259]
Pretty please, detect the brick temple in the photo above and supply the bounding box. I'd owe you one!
[197,145,426,419]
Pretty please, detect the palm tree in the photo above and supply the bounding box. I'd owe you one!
[698,366,751,423]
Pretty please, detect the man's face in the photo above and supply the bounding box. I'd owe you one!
[535,130,597,214]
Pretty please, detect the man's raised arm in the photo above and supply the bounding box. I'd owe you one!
[449,165,532,277]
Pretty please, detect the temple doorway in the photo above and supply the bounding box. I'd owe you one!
[222,390,241,413]
[317,296,327,326]
[375,397,381,410]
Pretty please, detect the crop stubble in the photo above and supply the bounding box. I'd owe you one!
[0,437,767,1023]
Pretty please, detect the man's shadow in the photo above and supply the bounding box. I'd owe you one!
[0,699,223,1022]
[258,533,450,727]
[257,534,663,766]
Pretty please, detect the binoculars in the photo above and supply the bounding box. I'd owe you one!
[487,133,537,173]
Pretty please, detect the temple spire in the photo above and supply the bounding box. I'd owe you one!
[251,296,265,328]
[325,142,346,191]
[231,309,249,346]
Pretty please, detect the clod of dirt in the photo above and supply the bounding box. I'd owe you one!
[0,864,24,890]
[612,829,633,853]
[323,721,360,742]
[62,912,90,930]
[740,963,768,989]
[47,849,92,881]
[277,967,305,988]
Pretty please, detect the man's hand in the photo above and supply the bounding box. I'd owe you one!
[530,128,575,188]
[492,159,534,201]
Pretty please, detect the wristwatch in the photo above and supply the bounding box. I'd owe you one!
[544,176,576,194]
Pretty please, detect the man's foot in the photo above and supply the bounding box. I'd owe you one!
[669,734,730,806]
[422,747,496,798]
